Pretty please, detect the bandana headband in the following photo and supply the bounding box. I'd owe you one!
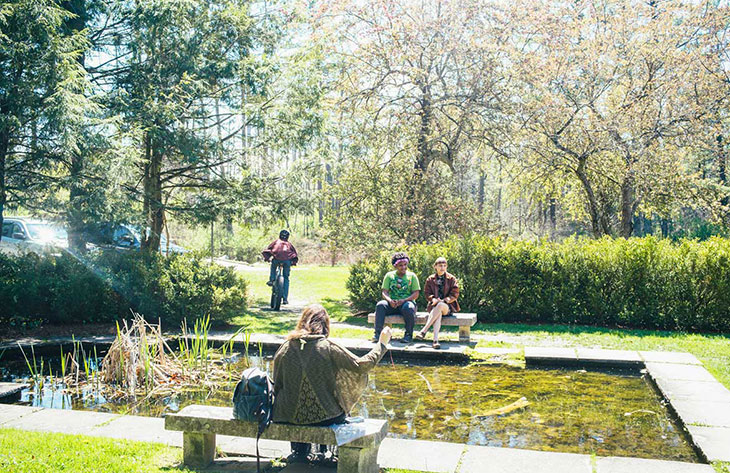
[393,257,409,266]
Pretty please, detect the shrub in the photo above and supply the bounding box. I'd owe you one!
[0,250,248,329]
[347,236,730,332]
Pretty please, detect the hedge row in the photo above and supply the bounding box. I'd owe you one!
[347,236,730,332]
[0,250,248,329]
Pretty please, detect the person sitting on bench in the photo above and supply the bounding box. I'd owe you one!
[415,257,460,349]
[273,304,392,464]
[373,252,421,344]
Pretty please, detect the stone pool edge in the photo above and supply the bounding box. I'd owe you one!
[0,404,716,473]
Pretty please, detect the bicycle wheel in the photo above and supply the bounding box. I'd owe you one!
[273,275,284,310]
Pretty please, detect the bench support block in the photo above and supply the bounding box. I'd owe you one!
[458,326,470,343]
[183,431,215,467]
[338,444,379,473]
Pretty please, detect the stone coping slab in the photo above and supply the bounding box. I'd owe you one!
[653,377,730,403]
[645,363,718,383]
[595,456,714,473]
[457,445,592,473]
[0,382,28,401]
[524,346,578,365]
[639,351,702,365]
[1,407,117,435]
[685,425,730,462]
[669,399,730,428]
[90,414,182,446]
[0,404,44,425]
[377,438,465,473]
[575,348,642,366]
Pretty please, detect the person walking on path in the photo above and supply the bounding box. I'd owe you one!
[372,252,420,343]
[273,304,392,463]
[415,256,460,349]
[262,229,298,305]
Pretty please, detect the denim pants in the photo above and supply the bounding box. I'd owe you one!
[269,259,291,300]
[374,300,417,338]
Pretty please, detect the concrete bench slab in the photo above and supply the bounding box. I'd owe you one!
[595,456,713,473]
[165,405,388,473]
[685,425,730,462]
[457,445,591,473]
[367,312,477,342]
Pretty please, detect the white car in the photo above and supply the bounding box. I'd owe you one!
[0,217,69,255]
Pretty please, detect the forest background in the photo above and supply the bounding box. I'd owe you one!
[2,0,730,263]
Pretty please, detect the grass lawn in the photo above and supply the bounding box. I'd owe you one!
[0,428,192,473]
[0,428,427,473]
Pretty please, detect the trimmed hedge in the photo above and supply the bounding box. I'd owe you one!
[347,236,730,332]
[0,250,248,329]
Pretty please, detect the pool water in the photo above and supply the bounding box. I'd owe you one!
[1,354,698,461]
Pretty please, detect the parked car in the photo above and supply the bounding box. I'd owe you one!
[0,217,68,255]
[85,223,186,256]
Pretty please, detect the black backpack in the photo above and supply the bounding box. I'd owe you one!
[233,367,275,472]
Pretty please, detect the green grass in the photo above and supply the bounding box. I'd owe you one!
[0,428,193,473]
[242,263,350,304]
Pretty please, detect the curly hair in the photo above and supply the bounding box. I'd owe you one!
[391,251,410,266]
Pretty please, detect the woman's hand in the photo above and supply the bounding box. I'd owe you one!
[379,326,392,345]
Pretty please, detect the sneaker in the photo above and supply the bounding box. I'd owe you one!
[401,335,413,344]
[372,333,380,343]
[266,280,274,287]
[283,298,289,305]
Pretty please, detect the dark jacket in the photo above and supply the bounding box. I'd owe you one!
[262,239,298,264]
[424,272,461,313]
[272,335,386,424]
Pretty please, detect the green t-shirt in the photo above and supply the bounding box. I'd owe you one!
[382,270,421,301]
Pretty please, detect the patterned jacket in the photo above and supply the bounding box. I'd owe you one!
[272,335,386,424]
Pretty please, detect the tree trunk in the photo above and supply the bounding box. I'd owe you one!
[549,197,557,240]
[477,172,485,213]
[416,85,432,172]
[619,173,635,238]
[142,132,163,252]
[574,158,605,237]
[63,0,88,252]
[718,134,728,206]
[0,127,8,242]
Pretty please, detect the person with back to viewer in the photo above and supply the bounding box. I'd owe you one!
[372,251,421,344]
[415,256,460,349]
[262,229,298,305]
[273,304,392,464]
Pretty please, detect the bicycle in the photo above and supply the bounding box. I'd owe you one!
[270,261,285,311]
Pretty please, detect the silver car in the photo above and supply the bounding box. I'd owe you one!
[0,217,69,255]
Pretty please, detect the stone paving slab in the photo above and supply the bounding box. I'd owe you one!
[377,438,465,473]
[685,425,730,462]
[670,399,730,427]
[653,378,730,403]
[89,414,182,446]
[458,445,591,473]
[575,348,642,366]
[645,363,718,383]
[1,407,117,435]
[0,404,44,425]
[639,351,701,365]
[595,456,714,473]
[524,347,579,365]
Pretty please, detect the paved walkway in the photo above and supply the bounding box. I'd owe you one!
[0,404,714,473]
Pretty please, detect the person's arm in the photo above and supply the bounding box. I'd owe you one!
[262,240,276,262]
[382,289,397,307]
[424,277,436,304]
[330,338,387,374]
[445,278,460,304]
[289,242,298,265]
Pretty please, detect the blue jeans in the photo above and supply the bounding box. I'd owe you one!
[270,259,291,300]
[374,299,416,338]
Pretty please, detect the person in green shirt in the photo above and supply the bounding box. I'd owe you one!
[373,252,421,343]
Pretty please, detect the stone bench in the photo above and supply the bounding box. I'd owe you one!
[165,404,389,473]
[367,311,477,342]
